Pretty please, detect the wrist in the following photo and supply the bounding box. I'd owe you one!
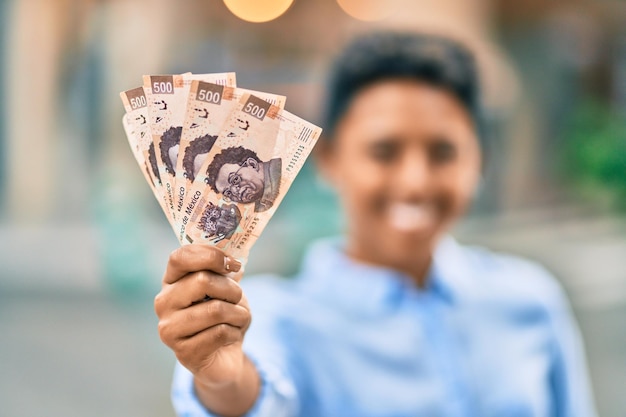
[193,354,260,417]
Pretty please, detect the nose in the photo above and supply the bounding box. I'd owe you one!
[395,150,431,199]
[224,183,240,199]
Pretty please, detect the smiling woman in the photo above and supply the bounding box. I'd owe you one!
[155,31,597,417]
[317,80,481,287]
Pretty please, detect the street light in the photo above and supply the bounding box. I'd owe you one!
[336,0,398,21]
[223,0,295,23]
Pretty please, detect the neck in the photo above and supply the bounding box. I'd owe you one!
[345,237,433,288]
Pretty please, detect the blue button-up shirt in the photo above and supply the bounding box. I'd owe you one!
[171,237,596,417]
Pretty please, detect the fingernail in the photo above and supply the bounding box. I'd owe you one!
[224,256,242,273]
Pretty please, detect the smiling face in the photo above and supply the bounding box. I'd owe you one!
[318,79,481,278]
[214,158,265,204]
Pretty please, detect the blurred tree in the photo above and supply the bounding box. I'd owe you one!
[562,100,626,210]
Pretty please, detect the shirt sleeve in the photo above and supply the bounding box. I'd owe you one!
[171,358,298,417]
[547,282,598,417]
[170,277,300,417]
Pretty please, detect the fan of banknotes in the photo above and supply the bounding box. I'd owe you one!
[120,73,321,261]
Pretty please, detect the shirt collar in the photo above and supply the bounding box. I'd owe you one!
[255,159,281,212]
[297,236,471,315]
[428,235,473,303]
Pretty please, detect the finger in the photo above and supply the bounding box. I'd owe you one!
[155,271,243,316]
[176,270,244,307]
[238,292,250,312]
[175,323,243,364]
[161,300,250,343]
[164,245,242,284]
[230,269,245,283]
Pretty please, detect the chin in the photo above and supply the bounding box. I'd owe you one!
[393,218,440,237]
[385,227,440,257]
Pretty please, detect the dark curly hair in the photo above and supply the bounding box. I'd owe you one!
[205,146,260,192]
[159,126,182,174]
[324,31,485,146]
[148,142,161,184]
[182,134,218,181]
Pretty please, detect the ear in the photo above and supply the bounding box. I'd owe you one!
[312,138,338,187]
[244,157,260,170]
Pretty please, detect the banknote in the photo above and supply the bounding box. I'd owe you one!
[120,86,174,225]
[122,73,322,262]
[227,109,322,259]
[178,93,283,245]
[143,72,236,231]
[182,95,321,260]
[121,113,159,202]
[173,81,286,238]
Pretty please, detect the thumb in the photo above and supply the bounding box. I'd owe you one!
[226,262,245,283]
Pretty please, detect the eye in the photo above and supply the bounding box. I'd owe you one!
[429,138,457,164]
[368,139,399,163]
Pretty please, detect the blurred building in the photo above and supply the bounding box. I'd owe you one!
[1,0,624,278]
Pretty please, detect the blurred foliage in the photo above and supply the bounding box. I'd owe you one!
[92,170,157,297]
[562,100,626,211]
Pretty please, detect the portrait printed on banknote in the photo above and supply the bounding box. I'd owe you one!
[196,202,242,243]
[159,126,183,176]
[148,142,162,185]
[204,146,282,213]
[182,134,218,182]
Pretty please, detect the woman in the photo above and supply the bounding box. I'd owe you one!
[154,32,596,417]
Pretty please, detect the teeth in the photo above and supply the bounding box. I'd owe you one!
[388,203,435,232]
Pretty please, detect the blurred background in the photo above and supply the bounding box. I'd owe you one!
[0,0,625,416]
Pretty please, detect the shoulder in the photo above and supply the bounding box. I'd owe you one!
[240,271,341,333]
[240,273,314,320]
[454,241,569,311]
[266,158,282,184]
[269,157,282,170]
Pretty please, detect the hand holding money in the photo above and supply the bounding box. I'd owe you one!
[122,72,320,415]
[155,245,259,416]
[120,72,321,262]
